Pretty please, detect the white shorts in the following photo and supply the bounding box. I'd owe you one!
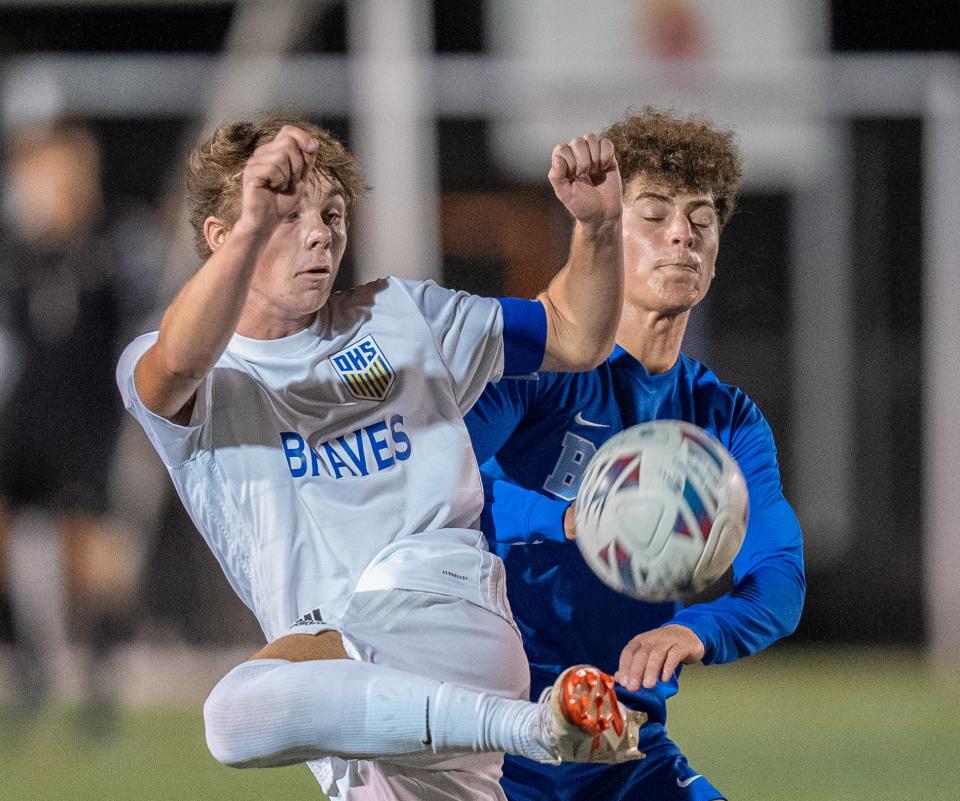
[308,585,531,801]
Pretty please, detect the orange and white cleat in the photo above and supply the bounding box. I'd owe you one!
[536,664,647,764]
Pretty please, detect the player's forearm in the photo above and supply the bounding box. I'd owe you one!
[671,561,806,664]
[480,474,570,545]
[155,222,270,378]
[538,218,623,372]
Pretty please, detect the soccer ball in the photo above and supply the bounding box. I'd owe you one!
[573,420,748,601]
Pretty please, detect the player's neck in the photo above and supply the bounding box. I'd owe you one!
[236,293,319,340]
[615,305,688,375]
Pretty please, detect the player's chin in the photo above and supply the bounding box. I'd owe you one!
[653,286,699,314]
[291,285,333,314]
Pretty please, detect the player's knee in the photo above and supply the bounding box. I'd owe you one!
[203,671,243,766]
[203,661,267,767]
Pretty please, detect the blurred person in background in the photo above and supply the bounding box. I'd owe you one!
[466,107,806,801]
[0,117,140,734]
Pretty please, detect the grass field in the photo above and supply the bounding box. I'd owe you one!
[669,646,960,801]
[1,646,957,801]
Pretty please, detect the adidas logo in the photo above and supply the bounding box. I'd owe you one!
[291,608,325,627]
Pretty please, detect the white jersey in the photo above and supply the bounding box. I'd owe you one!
[117,277,544,642]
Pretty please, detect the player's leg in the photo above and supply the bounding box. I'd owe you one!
[0,499,7,582]
[611,755,725,801]
[499,754,569,801]
[250,629,349,660]
[202,591,644,773]
[4,506,67,715]
[630,753,725,801]
[62,514,138,738]
[203,627,554,768]
[621,724,725,801]
[319,588,547,800]
[499,725,725,801]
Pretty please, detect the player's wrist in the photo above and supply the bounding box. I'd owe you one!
[563,503,577,540]
[228,214,277,248]
[575,215,622,240]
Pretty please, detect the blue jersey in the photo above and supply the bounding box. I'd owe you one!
[466,345,805,725]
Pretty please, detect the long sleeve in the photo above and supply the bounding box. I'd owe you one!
[479,468,570,545]
[670,402,806,664]
[670,496,805,664]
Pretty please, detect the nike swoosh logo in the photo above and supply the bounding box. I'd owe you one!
[574,412,610,428]
[676,775,703,788]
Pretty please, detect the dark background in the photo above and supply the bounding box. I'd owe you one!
[0,0,950,646]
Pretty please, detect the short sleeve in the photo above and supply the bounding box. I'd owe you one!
[115,332,210,467]
[396,279,545,413]
[497,297,547,375]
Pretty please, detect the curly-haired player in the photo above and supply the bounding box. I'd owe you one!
[116,110,648,800]
[466,107,805,801]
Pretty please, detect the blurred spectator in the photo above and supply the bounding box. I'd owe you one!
[0,117,140,734]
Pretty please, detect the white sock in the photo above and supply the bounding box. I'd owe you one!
[430,682,554,762]
[203,658,554,768]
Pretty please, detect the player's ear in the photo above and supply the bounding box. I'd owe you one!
[204,217,229,253]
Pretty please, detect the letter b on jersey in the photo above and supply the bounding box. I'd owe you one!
[543,432,596,501]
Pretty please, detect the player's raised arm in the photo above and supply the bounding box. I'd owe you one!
[134,125,319,423]
[538,133,623,372]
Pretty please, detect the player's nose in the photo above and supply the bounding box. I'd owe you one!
[667,214,695,248]
[305,221,332,249]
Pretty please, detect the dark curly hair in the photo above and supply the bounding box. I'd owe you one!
[603,107,743,227]
[186,111,367,259]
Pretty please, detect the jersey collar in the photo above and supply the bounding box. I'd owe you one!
[609,344,683,386]
[228,308,327,361]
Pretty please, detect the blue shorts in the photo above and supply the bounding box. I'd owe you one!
[501,723,725,801]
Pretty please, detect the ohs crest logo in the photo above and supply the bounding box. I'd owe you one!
[331,335,395,402]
